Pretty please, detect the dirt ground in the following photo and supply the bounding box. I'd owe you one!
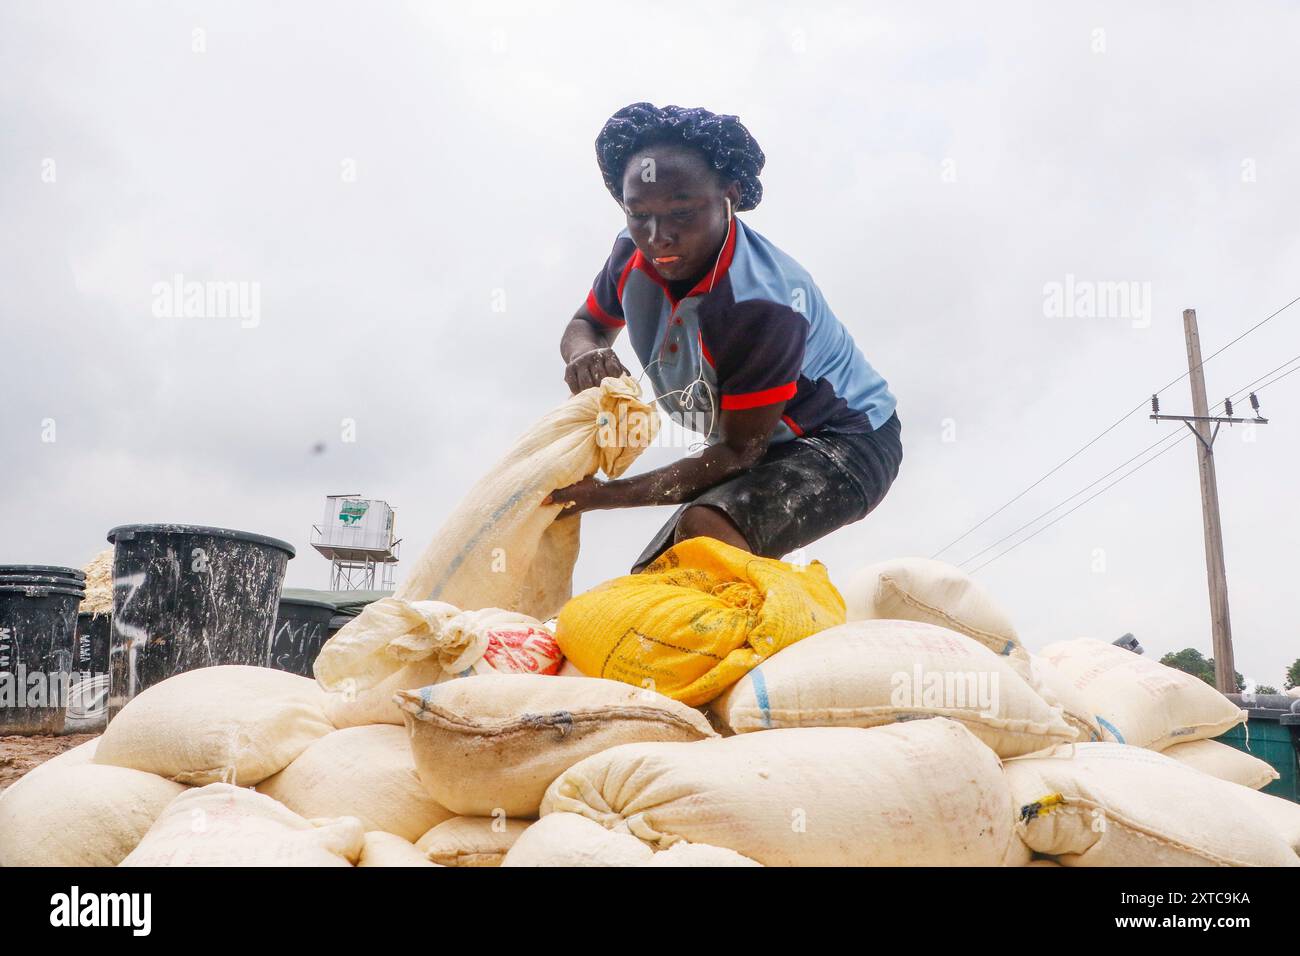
[0,733,100,793]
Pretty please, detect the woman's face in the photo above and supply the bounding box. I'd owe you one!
[620,144,740,285]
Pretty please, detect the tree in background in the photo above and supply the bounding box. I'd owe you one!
[1206,658,1246,692]
[1160,648,1213,683]
[1160,647,1245,692]
[1286,658,1300,691]
[1256,685,1279,695]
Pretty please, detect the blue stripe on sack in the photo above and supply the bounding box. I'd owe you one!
[750,667,772,728]
[1001,641,1015,656]
[1096,716,1125,744]
[425,483,535,600]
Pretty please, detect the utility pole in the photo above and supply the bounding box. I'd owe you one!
[1149,309,1269,694]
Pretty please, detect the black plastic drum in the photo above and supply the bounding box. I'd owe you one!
[105,524,294,721]
[0,576,83,734]
[269,596,336,677]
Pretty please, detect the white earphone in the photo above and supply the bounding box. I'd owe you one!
[707,197,734,293]
[635,194,736,451]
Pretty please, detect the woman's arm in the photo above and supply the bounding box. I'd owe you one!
[545,402,786,512]
[561,304,630,393]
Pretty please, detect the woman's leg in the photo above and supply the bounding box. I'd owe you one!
[629,419,901,573]
[673,504,751,551]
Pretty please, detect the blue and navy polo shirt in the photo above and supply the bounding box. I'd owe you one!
[583,218,897,444]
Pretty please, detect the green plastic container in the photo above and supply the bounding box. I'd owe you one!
[1216,695,1300,803]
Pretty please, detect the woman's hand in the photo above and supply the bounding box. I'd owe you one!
[564,347,629,394]
[543,475,610,514]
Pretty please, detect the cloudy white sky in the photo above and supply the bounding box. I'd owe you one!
[3,1,1297,685]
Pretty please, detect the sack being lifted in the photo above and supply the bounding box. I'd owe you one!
[313,376,658,710]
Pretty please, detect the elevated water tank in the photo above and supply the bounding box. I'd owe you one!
[310,494,401,589]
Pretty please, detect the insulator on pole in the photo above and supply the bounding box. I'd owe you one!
[1224,397,1233,417]
[1249,392,1260,412]
[1151,394,1160,415]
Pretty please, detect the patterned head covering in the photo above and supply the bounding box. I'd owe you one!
[595,102,766,211]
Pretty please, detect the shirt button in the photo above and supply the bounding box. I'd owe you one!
[668,342,678,353]
[674,317,683,325]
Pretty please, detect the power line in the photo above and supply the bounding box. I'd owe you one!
[1251,361,1300,394]
[1157,295,1300,393]
[963,357,1296,575]
[956,425,1186,568]
[931,294,1300,560]
[965,434,1191,575]
[1221,352,1300,401]
[928,401,1148,560]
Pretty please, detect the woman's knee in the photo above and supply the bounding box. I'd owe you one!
[674,504,750,550]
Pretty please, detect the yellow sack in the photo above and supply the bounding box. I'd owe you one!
[556,537,845,705]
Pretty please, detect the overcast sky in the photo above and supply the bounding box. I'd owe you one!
[3,1,1297,686]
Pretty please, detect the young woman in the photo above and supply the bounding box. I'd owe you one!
[547,102,901,573]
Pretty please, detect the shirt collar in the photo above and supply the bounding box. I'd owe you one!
[639,217,741,305]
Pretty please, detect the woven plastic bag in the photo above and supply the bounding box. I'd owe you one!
[313,376,657,707]
[538,720,1019,866]
[556,537,845,706]
[318,606,567,727]
[1004,742,1298,866]
[1037,639,1245,750]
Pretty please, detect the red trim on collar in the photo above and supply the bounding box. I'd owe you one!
[615,252,637,301]
[683,217,738,300]
[630,219,740,305]
[630,249,670,297]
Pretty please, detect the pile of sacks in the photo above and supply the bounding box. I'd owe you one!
[2,554,1297,868]
[0,663,733,867]
[3,378,1297,867]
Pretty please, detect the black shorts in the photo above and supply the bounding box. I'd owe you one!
[630,411,903,573]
